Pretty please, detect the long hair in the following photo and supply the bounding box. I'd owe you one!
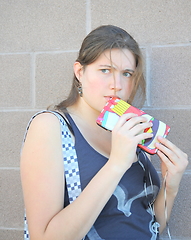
[55,25,145,111]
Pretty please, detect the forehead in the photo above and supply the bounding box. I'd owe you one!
[95,48,136,69]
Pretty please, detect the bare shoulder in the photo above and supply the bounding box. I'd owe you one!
[25,112,61,139]
[29,111,61,129]
[20,111,64,178]
[21,112,63,160]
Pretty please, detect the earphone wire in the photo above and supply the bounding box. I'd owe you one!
[142,151,172,240]
[164,171,172,239]
[138,152,156,217]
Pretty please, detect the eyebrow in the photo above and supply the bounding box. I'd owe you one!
[99,65,135,73]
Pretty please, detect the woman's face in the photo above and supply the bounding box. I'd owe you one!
[75,48,136,114]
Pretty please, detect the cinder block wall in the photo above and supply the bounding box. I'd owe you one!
[0,1,190,239]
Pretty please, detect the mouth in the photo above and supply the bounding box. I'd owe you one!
[104,96,120,102]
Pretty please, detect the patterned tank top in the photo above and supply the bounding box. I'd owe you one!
[64,113,161,240]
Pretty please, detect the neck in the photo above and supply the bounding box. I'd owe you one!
[67,97,112,158]
[67,98,100,129]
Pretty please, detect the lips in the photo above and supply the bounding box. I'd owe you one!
[104,97,113,102]
[104,96,119,102]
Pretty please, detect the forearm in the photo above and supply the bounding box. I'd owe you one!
[41,161,125,240]
[154,180,178,234]
[153,137,188,234]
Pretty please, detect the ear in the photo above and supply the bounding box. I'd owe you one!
[73,62,83,82]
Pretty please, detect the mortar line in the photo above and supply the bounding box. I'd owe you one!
[145,46,152,107]
[0,227,23,231]
[0,108,43,112]
[151,42,191,48]
[0,167,20,170]
[142,106,191,110]
[86,0,91,34]
[30,53,36,108]
[0,43,190,56]
[140,42,191,49]
[0,49,78,55]
[32,49,78,54]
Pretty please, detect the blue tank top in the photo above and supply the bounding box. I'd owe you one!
[65,113,160,240]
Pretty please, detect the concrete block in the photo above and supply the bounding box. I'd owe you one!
[0,111,35,167]
[150,46,191,107]
[35,52,77,108]
[132,48,148,108]
[0,169,24,228]
[0,230,23,240]
[142,109,191,170]
[91,0,191,45]
[0,0,86,52]
[0,54,31,108]
[160,174,191,238]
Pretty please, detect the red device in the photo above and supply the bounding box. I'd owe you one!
[96,97,170,154]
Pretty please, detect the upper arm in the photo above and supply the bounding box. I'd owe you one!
[20,113,65,237]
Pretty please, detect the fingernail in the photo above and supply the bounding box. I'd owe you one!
[157,135,163,140]
[155,142,160,147]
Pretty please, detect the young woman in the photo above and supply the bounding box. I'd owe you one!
[20,25,188,240]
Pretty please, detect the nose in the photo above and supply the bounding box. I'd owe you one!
[110,73,122,92]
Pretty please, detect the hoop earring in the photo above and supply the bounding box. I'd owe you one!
[78,82,83,97]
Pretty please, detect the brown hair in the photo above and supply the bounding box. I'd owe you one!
[55,25,145,111]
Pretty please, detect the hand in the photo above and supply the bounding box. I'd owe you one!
[109,113,153,172]
[155,136,188,194]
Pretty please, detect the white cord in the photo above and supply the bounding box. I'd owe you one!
[148,171,156,216]
[164,171,172,240]
[138,159,156,223]
[141,151,172,239]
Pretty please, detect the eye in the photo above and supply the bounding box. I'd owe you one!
[101,69,110,74]
[123,72,132,77]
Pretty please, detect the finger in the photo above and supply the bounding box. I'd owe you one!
[157,136,185,159]
[157,149,174,169]
[156,138,188,171]
[157,148,188,178]
[135,132,154,143]
[116,114,149,130]
[131,121,153,136]
[115,116,153,144]
[155,141,177,164]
